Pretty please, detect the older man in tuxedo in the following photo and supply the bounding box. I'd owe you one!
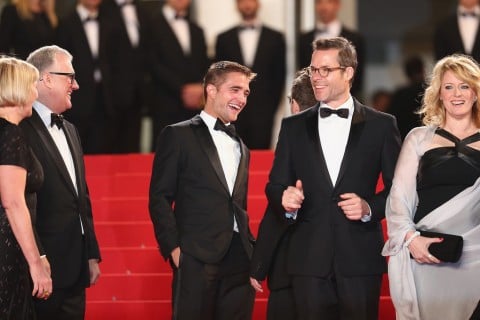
[267,37,401,320]
[149,61,256,320]
[22,45,101,320]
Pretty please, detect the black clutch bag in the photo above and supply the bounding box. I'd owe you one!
[419,230,463,263]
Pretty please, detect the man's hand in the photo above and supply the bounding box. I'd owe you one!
[338,193,369,220]
[182,83,203,110]
[250,277,263,293]
[282,180,304,212]
[89,259,101,285]
[171,247,181,268]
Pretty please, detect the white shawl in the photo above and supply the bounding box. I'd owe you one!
[382,126,480,320]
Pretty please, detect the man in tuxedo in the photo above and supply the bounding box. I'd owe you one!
[149,0,211,148]
[56,0,115,154]
[434,0,480,62]
[266,37,401,319]
[22,45,101,320]
[99,0,153,153]
[297,0,364,97]
[215,0,286,149]
[149,61,256,320]
[249,69,316,320]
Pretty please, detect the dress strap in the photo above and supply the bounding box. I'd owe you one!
[435,128,480,145]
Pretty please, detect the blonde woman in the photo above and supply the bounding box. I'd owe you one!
[383,54,480,319]
[0,0,57,60]
[0,57,52,319]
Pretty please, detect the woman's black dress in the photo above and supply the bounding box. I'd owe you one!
[0,118,44,319]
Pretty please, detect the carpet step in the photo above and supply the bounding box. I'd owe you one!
[95,222,157,247]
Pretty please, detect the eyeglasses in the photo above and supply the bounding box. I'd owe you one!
[306,65,346,77]
[44,72,76,84]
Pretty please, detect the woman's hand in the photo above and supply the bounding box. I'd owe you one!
[30,258,53,299]
[408,234,443,264]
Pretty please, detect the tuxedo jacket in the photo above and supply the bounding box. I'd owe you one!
[298,27,365,96]
[149,9,210,116]
[99,0,153,112]
[149,115,254,264]
[55,8,115,120]
[215,25,286,148]
[20,110,101,289]
[434,14,480,62]
[266,101,401,277]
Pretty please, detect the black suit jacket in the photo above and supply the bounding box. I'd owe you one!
[20,109,101,289]
[149,115,254,264]
[266,101,401,277]
[298,27,365,96]
[149,9,210,117]
[434,14,480,62]
[215,25,286,149]
[55,9,114,120]
[99,0,153,112]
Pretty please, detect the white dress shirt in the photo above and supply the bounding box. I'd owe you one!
[238,21,261,67]
[33,102,85,233]
[77,4,101,82]
[163,4,190,55]
[200,111,240,232]
[458,5,480,54]
[315,19,342,41]
[116,0,139,48]
[318,96,354,186]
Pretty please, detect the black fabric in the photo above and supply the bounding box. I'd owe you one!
[51,113,64,129]
[415,128,480,223]
[319,107,349,119]
[0,118,43,319]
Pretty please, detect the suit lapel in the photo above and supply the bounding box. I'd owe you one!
[63,122,84,195]
[334,100,366,189]
[192,116,231,194]
[232,139,248,196]
[306,105,334,189]
[29,111,78,196]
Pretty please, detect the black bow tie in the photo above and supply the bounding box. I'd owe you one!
[119,0,134,7]
[319,108,349,119]
[174,13,186,20]
[460,11,477,18]
[239,25,256,31]
[51,113,64,129]
[83,15,98,24]
[214,119,238,140]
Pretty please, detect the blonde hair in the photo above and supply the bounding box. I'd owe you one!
[420,54,480,127]
[0,56,39,107]
[13,0,33,20]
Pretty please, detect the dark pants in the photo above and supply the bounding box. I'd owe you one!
[267,287,296,320]
[172,233,255,320]
[291,272,382,320]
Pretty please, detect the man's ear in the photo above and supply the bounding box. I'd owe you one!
[206,84,216,98]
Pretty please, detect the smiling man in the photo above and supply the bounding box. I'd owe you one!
[266,37,401,319]
[149,61,257,320]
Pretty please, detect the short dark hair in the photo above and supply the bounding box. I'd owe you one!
[312,37,357,86]
[291,68,316,111]
[404,55,424,80]
[203,61,256,100]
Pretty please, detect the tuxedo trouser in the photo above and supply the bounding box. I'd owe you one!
[471,301,480,320]
[267,287,296,320]
[291,272,382,320]
[172,232,255,320]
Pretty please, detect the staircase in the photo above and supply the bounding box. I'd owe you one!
[83,152,395,319]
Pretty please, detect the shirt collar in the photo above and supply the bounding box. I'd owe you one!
[315,19,341,35]
[76,4,98,21]
[200,110,232,130]
[318,95,354,119]
[33,101,56,128]
[458,5,480,16]
[163,4,187,21]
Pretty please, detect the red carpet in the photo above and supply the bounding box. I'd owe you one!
[84,152,395,319]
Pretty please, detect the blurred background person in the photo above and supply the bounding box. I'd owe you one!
[297,0,365,97]
[149,0,210,149]
[0,56,52,319]
[370,88,392,113]
[215,0,286,149]
[383,54,480,320]
[0,0,57,60]
[434,0,480,62]
[388,55,425,139]
[289,68,317,114]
